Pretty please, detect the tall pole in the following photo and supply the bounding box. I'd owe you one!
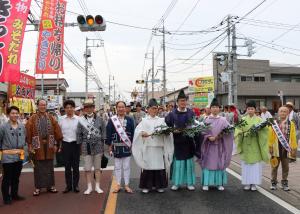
[113,76,116,104]
[151,47,155,98]
[145,70,149,104]
[41,73,44,97]
[85,37,88,98]
[227,15,232,105]
[232,24,238,106]
[108,75,111,105]
[56,72,59,105]
[162,22,166,105]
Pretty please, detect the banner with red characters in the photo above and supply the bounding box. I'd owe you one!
[35,0,66,74]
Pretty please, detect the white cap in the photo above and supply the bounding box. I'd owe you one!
[75,106,81,111]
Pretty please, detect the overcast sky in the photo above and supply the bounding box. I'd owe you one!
[21,0,300,101]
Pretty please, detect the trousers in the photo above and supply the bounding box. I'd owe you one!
[271,157,289,183]
[62,141,81,189]
[114,156,131,185]
[1,161,23,201]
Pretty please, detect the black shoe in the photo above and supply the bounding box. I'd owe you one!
[73,187,80,193]
[12,195,25,201]
[63,188,72,193]
[3,199,12,205]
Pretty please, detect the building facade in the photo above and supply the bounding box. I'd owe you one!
[214,58,300,113]
[66,91,105,110]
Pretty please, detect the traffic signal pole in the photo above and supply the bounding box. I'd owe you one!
[85,37,88,98]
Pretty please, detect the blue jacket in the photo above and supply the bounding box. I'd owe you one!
[106,116,135,158]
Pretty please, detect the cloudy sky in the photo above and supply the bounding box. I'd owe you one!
[21,0,300,100]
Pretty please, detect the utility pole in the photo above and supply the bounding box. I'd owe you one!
[151,47,155,98]
[108,75,111,105]
[227,15,233,105]
[162,22,167,105]
[113,76,116,104]
[145,70,150,104]
[84,37,103,99]
[232,24,238,105]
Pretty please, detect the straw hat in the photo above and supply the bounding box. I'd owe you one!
[286,102,294,108]
[83,99,95,107]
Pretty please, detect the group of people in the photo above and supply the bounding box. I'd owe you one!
[0,89,298,205]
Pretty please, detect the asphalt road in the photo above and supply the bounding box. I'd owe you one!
[115,159,294,214]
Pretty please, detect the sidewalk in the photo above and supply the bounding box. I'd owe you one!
[229,154,300,210]
[0,170,113,214]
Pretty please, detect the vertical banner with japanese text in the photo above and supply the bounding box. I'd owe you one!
[0,0,32,82]
[35,0,66,74]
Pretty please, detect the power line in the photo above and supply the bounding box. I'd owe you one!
[165,36,225,51]
[168,35,227,74]
[168,0,201,40]
[237,33,300,53]
[237,21,300,32]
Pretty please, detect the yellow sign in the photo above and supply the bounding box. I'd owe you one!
[188,76,214,93]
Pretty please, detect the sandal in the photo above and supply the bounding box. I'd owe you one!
[124,186,133,194]
[47,187,58,193]
[33,189,40,196]
[113,185,121,193]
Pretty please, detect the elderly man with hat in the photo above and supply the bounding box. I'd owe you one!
[286,102,300,147]
[77,99,106,194]
[165,90,199,191]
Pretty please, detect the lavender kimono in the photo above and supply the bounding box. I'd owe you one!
[200,116,233,171]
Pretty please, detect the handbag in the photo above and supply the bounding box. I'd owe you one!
[101,154,109,169]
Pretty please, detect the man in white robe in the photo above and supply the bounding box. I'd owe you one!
[132,98,174,193]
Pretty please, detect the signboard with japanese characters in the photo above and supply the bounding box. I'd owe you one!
[0,0,32,82]
[188,76,214,108]
[35,0,67,74]
[188,76,214,93]
[8,73,35,99]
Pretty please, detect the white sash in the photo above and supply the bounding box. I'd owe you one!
[111,115,132,148]
[78,116,101,138]
[271,121,291,152]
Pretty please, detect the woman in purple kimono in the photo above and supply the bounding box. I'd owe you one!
[199,98,233,191]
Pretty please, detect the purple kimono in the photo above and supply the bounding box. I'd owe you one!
[199,116,233,170]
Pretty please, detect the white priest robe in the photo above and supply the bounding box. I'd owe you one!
[132,115,174,170]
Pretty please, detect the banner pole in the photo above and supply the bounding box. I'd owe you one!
[41,73,44,97]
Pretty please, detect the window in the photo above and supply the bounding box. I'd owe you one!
[241,76,253,82]
[254,76,265,82]
[271,74,291,82]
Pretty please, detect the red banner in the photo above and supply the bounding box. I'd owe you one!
[8,73,36,99]
[35,0,66,74]
[0,0,32,82]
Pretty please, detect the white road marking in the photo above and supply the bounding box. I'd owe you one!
[226,168,300,214]
[21,166,115,173]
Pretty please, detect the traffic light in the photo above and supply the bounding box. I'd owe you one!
[215,54,227,66]
[245,39,255,57]
[77,15,106,32]
[136,80,145,84]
